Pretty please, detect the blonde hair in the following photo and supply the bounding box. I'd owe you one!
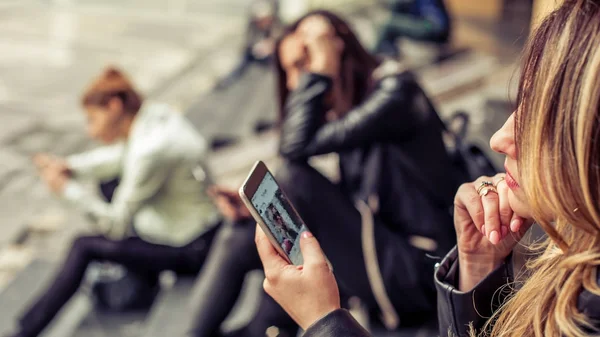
[478,1,600,336]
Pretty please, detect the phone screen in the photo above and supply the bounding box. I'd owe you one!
[251,172,307,265]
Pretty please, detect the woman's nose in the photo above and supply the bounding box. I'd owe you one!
[490,113,517,159]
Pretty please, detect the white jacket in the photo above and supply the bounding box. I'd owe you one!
[63,103,220,246]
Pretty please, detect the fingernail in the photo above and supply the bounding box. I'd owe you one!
[489,230,500,245]
[302,231,313,239]
[501,226,508,238]
[510,219,521,232]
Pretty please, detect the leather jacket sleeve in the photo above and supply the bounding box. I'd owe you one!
[435,247,514,337]
[279,72,423,161]
[303,309,371,337]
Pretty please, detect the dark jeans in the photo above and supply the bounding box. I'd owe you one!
[273,162,436,322]
[199,162,437,337]
[16,229,219,337]
[188,219,297,337]
[189,162,437,336]
[15,179,221,337]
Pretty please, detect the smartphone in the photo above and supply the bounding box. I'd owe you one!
[239,161,309,265]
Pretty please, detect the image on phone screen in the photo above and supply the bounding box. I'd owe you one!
[251,172,307,265]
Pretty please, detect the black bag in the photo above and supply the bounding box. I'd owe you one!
[91,264,159,312]
[441,111,499,180]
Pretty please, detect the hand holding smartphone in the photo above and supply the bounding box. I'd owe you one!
[239,161,309,265]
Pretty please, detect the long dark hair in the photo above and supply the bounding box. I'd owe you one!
[273,10,381,123]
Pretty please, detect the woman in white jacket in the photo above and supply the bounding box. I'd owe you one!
[9,67,225,337]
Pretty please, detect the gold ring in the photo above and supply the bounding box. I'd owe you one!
[476,181,494,195]
[495,176,506,186]
[479,186,498,197]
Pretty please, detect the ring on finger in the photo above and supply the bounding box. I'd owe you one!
[479,186,498,197]
[494,176,506,186]
[476,181,494,195]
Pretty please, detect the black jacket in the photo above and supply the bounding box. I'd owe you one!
[279,71,462,256]
[302,246,600,337]
[435,247,600,336]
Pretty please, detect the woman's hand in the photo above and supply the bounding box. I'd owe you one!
[454,174,532,291]
[33,153,70,174]
[34,153,71,195]
[208,186,250,221]
[256,226,340,330]
[297,15,343,78]
[39,164,70,194]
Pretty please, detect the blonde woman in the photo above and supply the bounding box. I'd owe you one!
[255,0,600,336]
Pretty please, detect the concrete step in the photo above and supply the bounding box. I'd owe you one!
[0,259,54,335]
[185,64,277,142]
[70,308,148,337]
[143,271,264,337]
[417,51,498,103]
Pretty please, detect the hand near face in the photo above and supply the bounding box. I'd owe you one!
[208,186,251,221]
[454,174,533,291]
[256,227,340,330]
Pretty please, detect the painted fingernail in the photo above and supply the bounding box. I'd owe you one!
[489,230,500,245]
[501,226,508,238]
[302,231,313,239]
[510,219,521,232]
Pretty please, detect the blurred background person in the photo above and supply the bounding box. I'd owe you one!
[7,67,223,337]
[216,0,280,90]
[274,10,463,330]
[374,0,451,57]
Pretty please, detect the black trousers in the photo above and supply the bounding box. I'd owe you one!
[273,162,437,323]
[16,229,219,337]
[194,162,438,337]
[15,179,223,337]
[187,220,297,337]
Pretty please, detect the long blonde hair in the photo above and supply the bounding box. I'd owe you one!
[482,1,600,336]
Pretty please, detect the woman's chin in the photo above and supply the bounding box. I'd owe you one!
[508,192,532,220]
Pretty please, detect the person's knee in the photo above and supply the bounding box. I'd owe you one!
[70,235,101,259]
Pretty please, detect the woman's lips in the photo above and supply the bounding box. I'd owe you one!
[504,167,520,190]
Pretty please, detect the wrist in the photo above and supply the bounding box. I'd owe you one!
[304,305,341,330]
[458,254,503,292]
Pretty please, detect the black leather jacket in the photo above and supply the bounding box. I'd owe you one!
[303,246,600,337]
[279,71,462,255]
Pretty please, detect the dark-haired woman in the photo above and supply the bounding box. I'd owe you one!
[8,67,241,337]
[273,10,464,330]
[210,10,466,336]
